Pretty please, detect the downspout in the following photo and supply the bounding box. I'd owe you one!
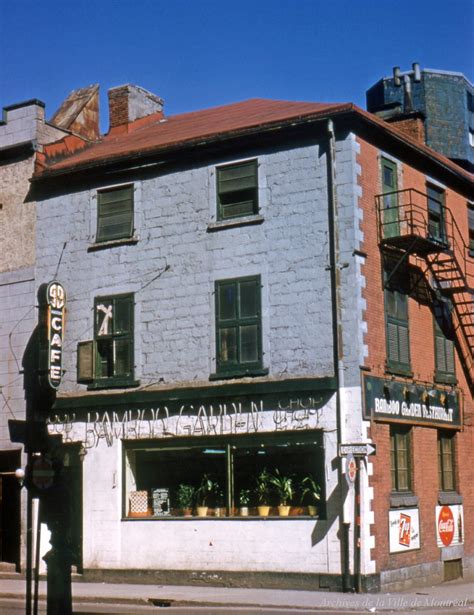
[326,119,353,592]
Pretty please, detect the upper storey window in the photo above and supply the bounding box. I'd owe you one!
[97,185,134,242]
[468,203,474,256]
[216,160,258,221]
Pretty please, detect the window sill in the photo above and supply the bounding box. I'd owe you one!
[207,215,264,232]
[434,372,457,386]
[122,515,324,521]
[385,365,413,379]
[87,237,139,252]
[438,492,462,505]
[390,493,419,508]
[87,379,140,391]
[209,367,269,381]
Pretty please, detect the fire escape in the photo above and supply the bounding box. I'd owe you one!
[376,188,474,388]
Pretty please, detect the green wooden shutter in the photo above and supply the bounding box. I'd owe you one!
[217,160,258,220]
[381,158,399,238]
[97,185,134,242]
[385,287,411,373]
[434,315,455,381]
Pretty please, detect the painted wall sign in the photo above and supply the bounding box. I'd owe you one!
[363,375,461,429]
[47,393,330,448]
[38,281,66,390]
[389,508,420,553]
[436,505,463,548]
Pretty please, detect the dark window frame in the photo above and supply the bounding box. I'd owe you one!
[214,275,266,378]
[427,183,447,245]
[438,431,456,492]
[91,293,136,388]
[123,430,326,520]
[96,184,134,243]
[384,263,411,376]
[433,301,456,385]
[390,426,412,493]
[216,159,258,221]
[468,203,474,257]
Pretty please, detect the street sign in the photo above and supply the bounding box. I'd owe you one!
[345,454,357,486]
[31,456,55,490]
[339,442,376,457]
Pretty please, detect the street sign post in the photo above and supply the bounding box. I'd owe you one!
[339,442,376,457]
[31,456,55,491]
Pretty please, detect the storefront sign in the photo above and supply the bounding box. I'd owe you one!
[436,505,463,547]
[48,392,331,448]
[389,508,420,553]
[38,281,66,390]
[363,375,461,429]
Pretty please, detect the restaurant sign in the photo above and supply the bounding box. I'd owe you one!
[38,281,66,390]
[363,375,461,429]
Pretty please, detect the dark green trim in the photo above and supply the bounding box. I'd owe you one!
[209,367,269,380]
[87,379,140,391]
[54,376,337,410]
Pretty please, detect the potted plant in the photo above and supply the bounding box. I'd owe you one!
[270,469,294,516]
[196,474,219,517]
[214,487,225,517]
[300,475,321,516]
[177,484,195,517]
[255,468,271,516]
[239,488,251,517]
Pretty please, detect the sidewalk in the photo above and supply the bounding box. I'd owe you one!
[0,576,472,611]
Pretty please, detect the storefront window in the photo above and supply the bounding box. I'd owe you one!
[124,432,325,519]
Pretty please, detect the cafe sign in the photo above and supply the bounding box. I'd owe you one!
[363,375,461,429]
[38,281,66,390]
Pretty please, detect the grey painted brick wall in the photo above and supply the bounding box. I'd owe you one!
[0,267,35,448]
[35,136,363,392]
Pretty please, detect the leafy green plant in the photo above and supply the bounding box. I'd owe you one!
[196,474,219,506]
[300,475,321,505]
[254,468,272,504]
[269,469,294,506]
[239,488,251,506]
[176,484,195,509]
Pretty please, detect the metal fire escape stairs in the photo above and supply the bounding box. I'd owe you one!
[376,188,474,388]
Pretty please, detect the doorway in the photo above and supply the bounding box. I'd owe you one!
[0,449,22,570]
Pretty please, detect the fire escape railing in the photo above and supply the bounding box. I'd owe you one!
[375,188,474,386]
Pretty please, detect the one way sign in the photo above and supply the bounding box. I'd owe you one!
[339,442,376,457]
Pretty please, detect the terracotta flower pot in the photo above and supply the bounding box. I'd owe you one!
[240,506,249,517]
[257,505,270,517]
[308,505,318,517]
[278,505,291,516]
[196,506,208,517]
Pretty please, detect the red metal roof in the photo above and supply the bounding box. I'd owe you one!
[36,97,473,185]
[37,99,352,174]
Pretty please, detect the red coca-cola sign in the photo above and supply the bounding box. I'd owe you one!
[438,506,455,546]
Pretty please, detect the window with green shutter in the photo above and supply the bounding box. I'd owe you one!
[216,160,258,220]
[438,431,456,492]
[214,276,265,377]
[433,301,456,384]
[390,426,412,492]
[97,185,134,242]
[93,294,134,385]
[385,285,411,374]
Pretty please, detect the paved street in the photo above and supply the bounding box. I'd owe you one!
[0,576,472,613]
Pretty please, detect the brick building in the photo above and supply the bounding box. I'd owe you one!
[367,64,474,172]
[3,78,473,590]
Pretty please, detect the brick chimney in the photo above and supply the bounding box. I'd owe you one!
[386,111,426,145]
[108,85,164,132]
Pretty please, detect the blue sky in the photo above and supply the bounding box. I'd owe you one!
[1,0,472,133]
